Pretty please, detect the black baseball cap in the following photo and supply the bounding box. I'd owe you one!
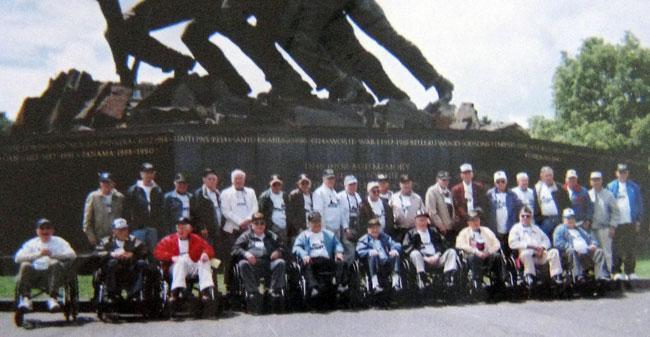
[437,171,450,180]
[177,217,192,225]
[174,173,188,183]
[35,218,54,229]
[617,163,629,172]
[415,210,429,218]
[323,169,335,178]
[377,174,389,181]
[98,172,113,183]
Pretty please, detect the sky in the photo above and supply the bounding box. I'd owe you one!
[0,0,648,127]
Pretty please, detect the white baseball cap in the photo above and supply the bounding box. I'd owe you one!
[516,172,529,181]
[562,208,575,218]
[344,175,358,186]
[460,163,473,172]
[590,171,602,179]
[493,171,507,183]
[566,169,578,179]
[112,218,128,229]
[366,181,379,193]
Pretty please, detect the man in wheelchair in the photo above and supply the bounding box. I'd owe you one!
[355,217,402,293]
[455,209,503,290]
[154,217,216,303]
[232,212,286,303]
[93,218,149,304]
[403,210,459,290]
[508,207,563,288]
[15,218,77,312]
[293,212,346,297]
[553,208,610,283]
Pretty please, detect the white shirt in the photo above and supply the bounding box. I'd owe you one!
[512,186,535,215]
[339,191,362,229]
[308,231,329,258]
[617,182,632,224]
[14,236,76,266]
[303,193,313,224]
[495,192,508,234]
[178,238,189,256]
[522,225,535,248]
[379,190,393,202]
[178,193,190,219]
[221,186,258,233]
[463,181,474,212]
[369,197,387,229]
[313,185,344,232]
[270,191,287,229]
[418,230,436,256]
[568,228,589,254]
[137,180,156,211]
[539,183,559,216]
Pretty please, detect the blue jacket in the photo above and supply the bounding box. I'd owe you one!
[552,223,598,252]
[292,229,343,259]
[565,185,593,223]
[356,232,401,258]
[607,180,644,223]
[486,187,522,234]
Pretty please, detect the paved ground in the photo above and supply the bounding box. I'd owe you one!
[3,291,649,337]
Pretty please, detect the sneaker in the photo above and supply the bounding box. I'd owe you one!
[613,273,627,281]
[525,274,536,288]
[46,297,60,312]
[391,274,402,290]
[417,272,427,290]
[575,275,586,284]
[372,285,384,294]
[337,284,349,293]
[552,275,564,285]
[270,290,283,298]
[18,296,32,311]
[310,288,319,297]
[627,273,639,280]
[201,287,214,301]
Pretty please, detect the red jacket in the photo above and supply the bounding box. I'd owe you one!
[451,180,488,229]
[154,233,215,263]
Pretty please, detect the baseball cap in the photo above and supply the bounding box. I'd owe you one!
[516,172,529,181]
[269,174,283,186]
[468,207,483,220]
[565,169,578,179]
[35,218,53,229]
[323,169,335,179]
[297,173,311,184]
[617,163,629,172]
[415,210,429,218]
[344,175,358,186]
[112,218,128,229]
[251,212,265,223]
[562,208,575,218]
[141,162,155,172]
[493,171,507,183]
[460,163,473,172]
[399,174,412,183]
[366,181,380,193]
[177,217,192,225]
[98,172,113,183]
[308,212,322,223]
[368,218,381,227]
[437,171,450,180]
[174,173,188,183]
[376,174,389,181]
[590,171,602,180]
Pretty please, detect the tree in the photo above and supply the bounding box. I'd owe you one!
[530,32,650,164]
[0,112,12,136]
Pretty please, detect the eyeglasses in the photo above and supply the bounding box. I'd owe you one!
[520,214,531,218]
[252,220,265,225]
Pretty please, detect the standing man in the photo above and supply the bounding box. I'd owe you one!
[163,173,193,236]
[508,207,563,287]
[534,166,571,238]
[258,175,290,245]
[452,163,488,231]
[360,181,394,235]
[485,171,521,252]
[425,171,456,243]
[339,175,363,241]
[124,163,164,252]
[390,174,425,242]
[287,174,313,245]
[221,169,258,290]
[563,169,594,228]
[511,172,536,216]
[553,209,610,283]
[588,171,619,273]
[15,218,77,312]
[313,169,345,239]
[191,168,223,245]
[607,163,645,280]
[377,174,393,202]
[83,172,125,246]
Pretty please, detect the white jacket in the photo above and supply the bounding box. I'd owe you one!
[221,186,258,233]
[15,236,76,264]
[508,222,551,251]
[313,184,345,232]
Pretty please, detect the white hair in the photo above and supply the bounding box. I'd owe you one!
[516,172,529,181]
[231,169,246,182]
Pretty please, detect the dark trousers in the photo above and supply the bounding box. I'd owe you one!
[467,253,503,282]
[301,257,346,290]
[613,223,639,274]
[497,233,511,256]
[540,216,561,239]
[16,261,67,297]
[366,255,400,277]
[217,230,239,292]
[238,258,286,294]
[104,259,148,297]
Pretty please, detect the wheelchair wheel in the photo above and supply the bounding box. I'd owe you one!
[346,261,367,308]
[14,286,24,327]
[285,262,306,312]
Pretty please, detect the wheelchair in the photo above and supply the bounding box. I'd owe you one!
[14,263,79,328]
[228,258,288,314]
[400,251,465,305]
[93,259,163,321]
[285,257,354,311]
[159,259,223,319]
[558,250,613,299]
[460,249,523,302]
[509,250,567,300]
[346,256,404,308]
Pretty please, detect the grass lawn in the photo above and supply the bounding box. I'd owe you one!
[0,274,226,300]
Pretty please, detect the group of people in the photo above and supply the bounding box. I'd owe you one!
[14,161,644,312]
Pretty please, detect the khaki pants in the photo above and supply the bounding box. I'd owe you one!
[409,249,458,273]
[519,248,562,277]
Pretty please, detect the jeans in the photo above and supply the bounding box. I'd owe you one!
[132,227,158,253]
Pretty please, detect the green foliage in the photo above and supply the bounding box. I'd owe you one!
[530,32,650,163]
[0,112,11,136]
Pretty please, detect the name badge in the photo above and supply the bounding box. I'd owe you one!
[254,241,265,249]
